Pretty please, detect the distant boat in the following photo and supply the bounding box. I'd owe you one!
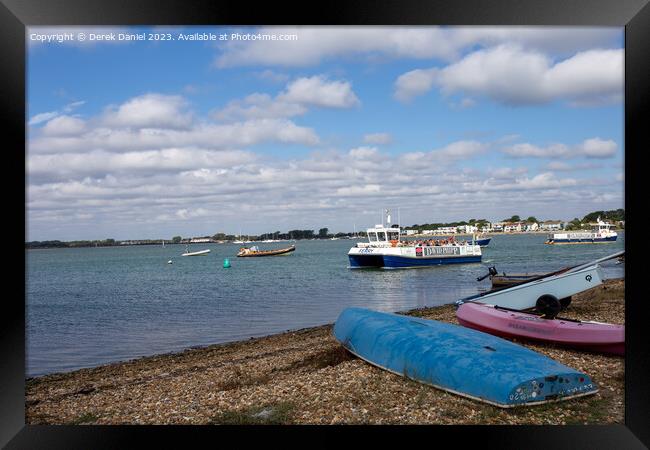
[181,246,211,256]
[456,303,624,356]
[473,236,491,247]
[545,217,617,244]
[237,244,295,257]
[333,307,598,407]
[348,224,481,269]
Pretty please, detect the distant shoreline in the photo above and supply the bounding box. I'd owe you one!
[25,229,625,250]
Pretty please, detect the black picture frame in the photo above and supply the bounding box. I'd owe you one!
[3,0,648,448]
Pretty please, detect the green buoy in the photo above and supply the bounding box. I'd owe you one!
[223,258,231,268]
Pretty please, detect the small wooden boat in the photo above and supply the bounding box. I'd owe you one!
[333,307,598,407]
[237,244,295,257]
[456,303,624,356]
[490,273,545,287]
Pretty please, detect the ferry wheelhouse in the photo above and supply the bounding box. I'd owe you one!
[545,217,618,244]
[348,223,482,269]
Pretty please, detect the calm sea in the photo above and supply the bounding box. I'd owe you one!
[26,233,625,377]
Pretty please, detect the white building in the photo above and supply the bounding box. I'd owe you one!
[540,221,564,231]
[525,222,539,232]
[457,225,478,234]
[190,237,213,243]
[503,222,523,233]
[434,227,458,235]
[491,222,505,232]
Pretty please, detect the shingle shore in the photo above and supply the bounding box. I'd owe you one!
[26,278,624,425]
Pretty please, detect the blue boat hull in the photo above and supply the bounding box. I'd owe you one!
[333,307,598,407]
[550,236,617,243]
[349,254,481,269]
[475,238,491,247]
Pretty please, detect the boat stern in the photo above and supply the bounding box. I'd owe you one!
[506,373,597,406]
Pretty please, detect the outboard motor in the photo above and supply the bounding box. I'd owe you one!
[476,266,498,282]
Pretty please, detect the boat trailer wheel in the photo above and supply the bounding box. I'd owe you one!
[536,294,561,319]
[559,296,572,310]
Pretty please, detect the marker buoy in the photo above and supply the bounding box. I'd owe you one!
[167,260,173,264]
[223,258,231,268]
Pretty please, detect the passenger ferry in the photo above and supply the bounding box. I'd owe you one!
[545,217,618,244]
[348,220,482,269]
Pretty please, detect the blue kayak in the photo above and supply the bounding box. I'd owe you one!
[333,307,598,408]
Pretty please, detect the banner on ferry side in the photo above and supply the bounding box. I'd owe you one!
[416,246,462,257]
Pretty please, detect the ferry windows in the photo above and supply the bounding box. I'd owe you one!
[368,232,378,242]
[377,232,387,241]
[387,231,399,241]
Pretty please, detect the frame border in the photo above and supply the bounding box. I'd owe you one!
[3,0,648,447]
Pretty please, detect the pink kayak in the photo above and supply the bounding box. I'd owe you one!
[456,303,624,356]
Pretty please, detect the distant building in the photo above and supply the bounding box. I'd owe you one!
[503,222,523,233]
[190,237,213,243]
[540,220,564,231]
[525,222,539,232]
[434,227,457,235]
[457,225,478,234]
[491,222,505,232]
[480,223,494,232]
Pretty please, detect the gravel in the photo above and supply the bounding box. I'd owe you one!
[26,278,624,425]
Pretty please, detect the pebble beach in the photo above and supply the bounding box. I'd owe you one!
[25,278,624,425]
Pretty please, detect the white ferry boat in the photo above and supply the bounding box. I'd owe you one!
[545,217,618,244]
[348,220,482,269]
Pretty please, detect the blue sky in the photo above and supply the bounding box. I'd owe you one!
[26,26,624,240]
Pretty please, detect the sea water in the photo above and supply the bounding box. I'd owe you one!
[26,233,625,376]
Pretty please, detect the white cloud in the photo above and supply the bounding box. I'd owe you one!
[214,26,620,68]
[41,116,86,136]
[29,100,85,126]
[394,68,438,102]
[577,138,618,158]
[28,149,256,179]
[30,117,320,155]
[28,111,60,126]
[503,138,618,159]
[363,133,393,145]
[27,138,623,240]
[101,93,193,130]
[394,46,623,106]
[277,76,360,108]
[215,27,460,67]
[214,93,307,121]
[213,76,360,122]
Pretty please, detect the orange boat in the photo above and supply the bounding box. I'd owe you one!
[237,244,296,257]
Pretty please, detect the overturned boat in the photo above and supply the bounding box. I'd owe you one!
[333,307,598,407]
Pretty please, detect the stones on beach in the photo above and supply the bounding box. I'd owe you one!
[25,280,624,425]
